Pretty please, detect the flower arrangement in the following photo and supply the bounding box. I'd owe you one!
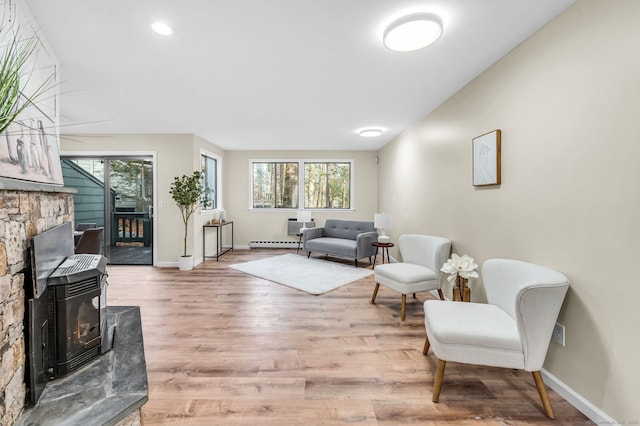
[441,254,479,302]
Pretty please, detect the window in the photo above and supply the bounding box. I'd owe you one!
[252,162,299,208]
[304,162,351,209]
[200,151,220,210]
[251,160,352,210]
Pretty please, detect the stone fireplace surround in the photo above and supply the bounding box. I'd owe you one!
[1,178,147,425]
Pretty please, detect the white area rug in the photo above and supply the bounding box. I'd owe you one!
[229,253,373,295]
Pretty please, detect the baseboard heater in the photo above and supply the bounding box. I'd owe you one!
[250,240,300,248]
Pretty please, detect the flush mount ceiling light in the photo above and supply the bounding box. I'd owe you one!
[151,22,176,36]
[383,12,443,52]
[359,128,384,138]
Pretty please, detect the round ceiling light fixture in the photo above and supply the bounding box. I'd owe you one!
[359,128,384,138]
[151,21,176,36]
[383,12,443,52]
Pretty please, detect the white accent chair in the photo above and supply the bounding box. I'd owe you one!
[423,259,569,419]
[371,234,451,321]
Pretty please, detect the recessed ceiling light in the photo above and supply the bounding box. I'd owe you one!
[383,13,443,52]
[151,22,176,36]
[359,128,384,138]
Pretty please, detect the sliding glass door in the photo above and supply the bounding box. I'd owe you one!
[61,156,154,265]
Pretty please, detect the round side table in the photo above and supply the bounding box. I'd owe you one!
[372,242,394,269]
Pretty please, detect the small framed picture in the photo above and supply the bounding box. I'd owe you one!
[473,129,501,186]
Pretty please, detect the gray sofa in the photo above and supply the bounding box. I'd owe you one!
[303,219,378,267]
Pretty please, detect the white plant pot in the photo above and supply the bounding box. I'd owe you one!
[178,255,193,271]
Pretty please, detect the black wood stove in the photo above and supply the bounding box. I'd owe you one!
[26,222,111,406]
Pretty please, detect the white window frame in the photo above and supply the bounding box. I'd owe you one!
[200,149,223,213]
[249,158,354,211]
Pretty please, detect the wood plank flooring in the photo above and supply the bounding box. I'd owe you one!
[106,249,591,425]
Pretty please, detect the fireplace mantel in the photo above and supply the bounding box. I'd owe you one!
[0,177,76,193]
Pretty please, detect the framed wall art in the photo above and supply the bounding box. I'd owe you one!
[0,10,62,185]
[472,129,501,186]
[0,116,64,185]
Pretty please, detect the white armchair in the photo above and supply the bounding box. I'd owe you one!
[423,258,569,419]
[371,234,451,321]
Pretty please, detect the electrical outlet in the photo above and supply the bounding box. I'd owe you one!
[552,323,565,346]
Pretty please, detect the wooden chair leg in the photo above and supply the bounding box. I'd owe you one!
[437,289,445,300]
[401,294,407,321]
[432,359,446,403]
[413,292,417,299]
[422,337,430,355]
[371,283,380,304]
[532,371,554,419]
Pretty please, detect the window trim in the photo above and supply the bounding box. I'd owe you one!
[249,158,355,211]
[200,149,223,213]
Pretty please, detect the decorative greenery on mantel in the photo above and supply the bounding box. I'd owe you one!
[0,17,56,134]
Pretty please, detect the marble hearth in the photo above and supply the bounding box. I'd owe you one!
[16,306,148,426]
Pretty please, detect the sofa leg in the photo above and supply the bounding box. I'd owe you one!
[401,294,406,321]
[355,259,358,268]
[371,283,380,304]
[307,252,311,258]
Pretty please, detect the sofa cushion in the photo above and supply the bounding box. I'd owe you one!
[305,237,357,258]
[323,219,375,240]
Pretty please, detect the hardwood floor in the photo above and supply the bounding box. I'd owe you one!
[106,249,591,425]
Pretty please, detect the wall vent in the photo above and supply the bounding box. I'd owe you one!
[250,240,300,248]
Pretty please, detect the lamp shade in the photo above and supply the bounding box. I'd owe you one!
[374,213,392,230]
[297,210,312,224]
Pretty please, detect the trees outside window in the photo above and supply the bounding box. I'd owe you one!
[252,162,299,208]
[251,160,351,210]
[304,162,350,209]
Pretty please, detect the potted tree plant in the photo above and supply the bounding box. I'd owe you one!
[169,171,203,270]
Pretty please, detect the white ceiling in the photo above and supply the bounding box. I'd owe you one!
[24,0,574,151]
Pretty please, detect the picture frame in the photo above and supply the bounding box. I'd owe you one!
[0,21,62,185]
[0,113,64,185]
[472,129,501,186]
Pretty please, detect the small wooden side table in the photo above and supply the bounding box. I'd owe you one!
[372,242,394,269]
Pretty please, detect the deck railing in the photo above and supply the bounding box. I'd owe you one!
[111,212,151,246]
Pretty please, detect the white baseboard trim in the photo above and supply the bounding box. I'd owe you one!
[541,369,615,424]
[155,258,203,268]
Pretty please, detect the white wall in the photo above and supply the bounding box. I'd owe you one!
[224,150,379,247]
[61,136,379,264]
[378,0,639,422]
[61,134,224,264]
